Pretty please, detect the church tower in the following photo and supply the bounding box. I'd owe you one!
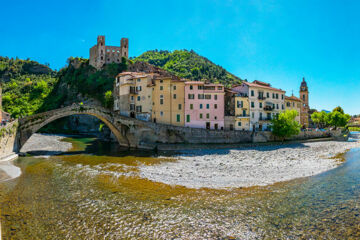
[299,77,309,127]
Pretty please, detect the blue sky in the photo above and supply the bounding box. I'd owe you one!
[1,0,359,114]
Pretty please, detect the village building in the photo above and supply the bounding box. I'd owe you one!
[224,88,236,130]
[114,72,155,121]
[152,77,185,126]
[285,95,302,124]
[233,80,286,131]
[89,35,129,69]
[184,81,225,130]
[234,93,250,130]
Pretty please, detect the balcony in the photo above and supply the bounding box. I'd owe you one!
[263,105,274,111]
[259,117,272,122]
[258,96,266,100]
[130,88,139,94]
[236,114,250,118]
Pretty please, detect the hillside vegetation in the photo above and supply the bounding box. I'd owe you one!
[134,50,242,86]
[0,57,56,118]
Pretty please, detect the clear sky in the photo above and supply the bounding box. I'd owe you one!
[1,0,359,114]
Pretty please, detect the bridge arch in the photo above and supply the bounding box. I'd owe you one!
[18,105,130,150]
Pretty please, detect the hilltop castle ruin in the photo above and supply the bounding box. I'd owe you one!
[89,36,128,69]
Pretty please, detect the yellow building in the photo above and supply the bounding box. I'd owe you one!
[285,95,302,124]
[114,72,155,121]
[234,94,250,130]
[152,77,185,126]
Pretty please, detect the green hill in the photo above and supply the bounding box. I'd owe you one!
[133,50,242,86]
[0,57,57,118]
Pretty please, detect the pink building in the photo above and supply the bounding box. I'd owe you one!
[184,81,225,130]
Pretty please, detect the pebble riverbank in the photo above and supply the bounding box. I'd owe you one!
[139,140,360,189]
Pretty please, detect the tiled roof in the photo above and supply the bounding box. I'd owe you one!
[285,95,302,102]
[243,81,285,92]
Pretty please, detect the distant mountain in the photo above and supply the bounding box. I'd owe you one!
[133,50,242,87]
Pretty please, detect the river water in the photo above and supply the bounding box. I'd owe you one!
[1,134,360,239]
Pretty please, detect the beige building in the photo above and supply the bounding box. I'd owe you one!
[114,72,155,121]
[285,95,302,124]
[233,80,286,131]
[234,94,250,130]
[152,77,185,126]
[89,35,128,69]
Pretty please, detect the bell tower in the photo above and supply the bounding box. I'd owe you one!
[299,77,309,127]
[97,35,106,68]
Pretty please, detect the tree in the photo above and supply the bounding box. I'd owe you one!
[328,111,351,129]
[333,106,344,114]
[311,111,329,128]
[104,90,113,109]
[271,110,301,140]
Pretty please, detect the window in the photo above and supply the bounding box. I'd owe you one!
[218,86,223,90]
[205,95,211,99]
[173,94,177,99]
[251,90,254,96]
[260,112,263,120]
[276,104,279,109]
[206,113,210,119]
[267,92,270,98]
[281,94,284,100]
[137,78,141,82]
[190,85,193,90]
[176,114,181,122]
[237,100,243,108]
[303,94,305,101]
[214,95,218,100]
[160,80,163,83]
[190,104,193,110]
[238,121,242,126]
[259,102,262,108]
[215,116,217,120]
[137,96,140,101]
[160,111,164,116]
[188,94,195,99]
[160,95,164,105]
[287,102,290,107]
[173,85,176,90]
[198,94,204,99]
[243,109,246,116]
[206,104,210,109]
[214,104,218,109]
[198,85,204,90]
[136,106,142,113]
[272,93,275,99]
[131,96,134,101]
[251,102,255,108]
[139,86,142,91]
[186,115,190,122]
[282,104,284,110]
[276,93,279,99]
[252,112,255,118]
[200,104,203,109]
[178,104,182,110]
[200,113,203,119]
[160,86,163,90]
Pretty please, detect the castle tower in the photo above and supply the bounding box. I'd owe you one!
[97,35,106,68]
[120,38,129,58]
[299,77,309,127]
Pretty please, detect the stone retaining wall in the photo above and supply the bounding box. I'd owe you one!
[0,120,19,160]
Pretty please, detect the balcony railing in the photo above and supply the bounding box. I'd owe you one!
[263,106,274,111]
[130,88,139,94]
[258,96,266,100]
[259,117,272,121]
[236,114,250,118]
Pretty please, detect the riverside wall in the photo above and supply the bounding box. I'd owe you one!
[0,120,19,161]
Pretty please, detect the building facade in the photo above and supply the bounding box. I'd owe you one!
[285,95,302,124]
[234,93,250,130]
[90,35,129,69]
[233,80,285,131]
[299,78,310,127]
[184,81,225,130]
[152,77,185,126]
[114,72,154,121]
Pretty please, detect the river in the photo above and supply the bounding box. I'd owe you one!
[0,133,360,239]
